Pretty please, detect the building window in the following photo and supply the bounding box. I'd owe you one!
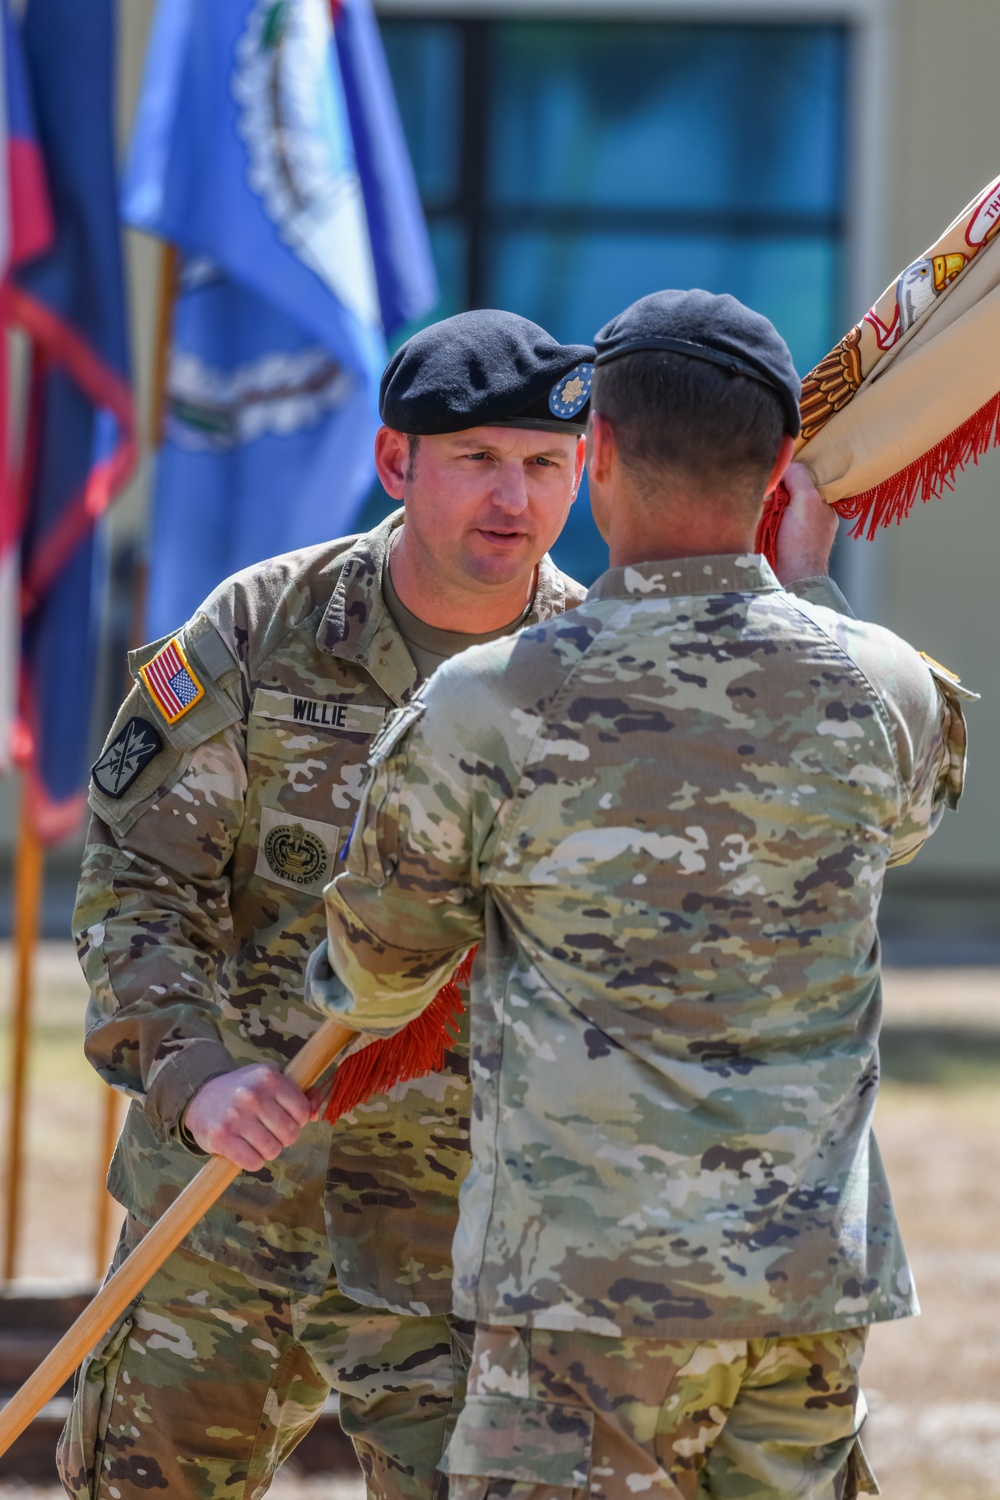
[380,16,849,582]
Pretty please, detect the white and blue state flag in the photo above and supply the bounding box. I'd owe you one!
[123,0,437,637]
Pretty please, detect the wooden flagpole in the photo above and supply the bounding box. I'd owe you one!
[90,241,175,1279]
[150,241,176,449]
[0,1012,355,1456]
[91,1087,122,1278]
[2,795,44,1282]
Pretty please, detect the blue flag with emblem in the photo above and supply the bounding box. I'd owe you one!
[123,0,438,640]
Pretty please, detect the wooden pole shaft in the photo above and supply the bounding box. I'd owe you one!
[93,1086,123,1279]
[2,800,44,1282]
[0,1014,356,1456]
[150,242,177,449]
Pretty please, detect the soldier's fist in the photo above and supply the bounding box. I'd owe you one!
[772,461,839,584]
[183,1064,313,1171]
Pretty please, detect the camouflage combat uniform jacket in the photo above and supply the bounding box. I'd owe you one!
[74,511,584,1308]
[319,554,972,1339]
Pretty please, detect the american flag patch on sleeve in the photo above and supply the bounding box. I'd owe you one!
[139,638,205,724]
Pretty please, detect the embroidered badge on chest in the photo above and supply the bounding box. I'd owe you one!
[140,638,205,724]
[255,806,341,893]
[91,717,163,799]
[264,823,327,885]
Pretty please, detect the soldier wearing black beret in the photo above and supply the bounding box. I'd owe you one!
[313,285,967,1500]
[594,286,801,428]
[382,307,594,435]
[64,309,594,1500]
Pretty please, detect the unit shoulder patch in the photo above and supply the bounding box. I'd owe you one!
[91,717,163,799]
[140,637,206,724]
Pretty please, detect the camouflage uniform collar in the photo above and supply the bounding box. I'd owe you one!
[317,509,416,703]
[317,509,573,700]
[524,551,575,624]
[589,552,781,601]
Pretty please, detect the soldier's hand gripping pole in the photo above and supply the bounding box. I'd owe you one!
[0,1015,357,1458]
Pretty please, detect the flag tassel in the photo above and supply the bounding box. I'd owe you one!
[321,948,475,1123]
[833,387,1000,540]
[756,386,1000,565]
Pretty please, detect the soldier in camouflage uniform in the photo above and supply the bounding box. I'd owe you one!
[312,291,974,1499]
[59,310,596,1500]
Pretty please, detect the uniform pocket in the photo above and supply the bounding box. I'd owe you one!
[441,1393,593,1490]
[56,1307,137,1499]
[245,690,380,888]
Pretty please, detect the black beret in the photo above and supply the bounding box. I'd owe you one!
[380,310,595,436]
[594,289,801,437]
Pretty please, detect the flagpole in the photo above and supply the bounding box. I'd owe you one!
[0,1014,356,1457]
[89,247,172,1278]
[150,241,176,448]
[92,1088,121,1277]
[2,793,44,1281]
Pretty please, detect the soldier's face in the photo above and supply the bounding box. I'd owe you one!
[399,426,583,589]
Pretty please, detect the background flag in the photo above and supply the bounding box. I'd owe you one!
[3,0,135,840]
[123,0,438,641]
[0,0,52,777]
[332,0,438,336]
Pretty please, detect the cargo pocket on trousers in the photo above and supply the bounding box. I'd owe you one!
[440,1393,594,1494]
[56,1306,137,1499]
[843,1433,880,1497]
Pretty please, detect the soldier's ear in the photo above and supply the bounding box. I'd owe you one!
[571,433,586,500]
[765,433,796,496]
[374,426,411,500]
[586,411,617,486]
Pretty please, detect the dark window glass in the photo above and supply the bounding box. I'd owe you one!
[490,24,845,217]
[487,231,840,377]
[376,16,848,583]
[381,23,463,207]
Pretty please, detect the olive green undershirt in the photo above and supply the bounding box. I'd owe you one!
[383,550,532,683]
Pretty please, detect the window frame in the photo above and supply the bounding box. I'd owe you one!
[376,0,893,607]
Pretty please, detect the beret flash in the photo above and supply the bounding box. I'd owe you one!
[594,289,802,437]
[380,309,595,436]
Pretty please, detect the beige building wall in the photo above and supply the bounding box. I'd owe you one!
[1,0,997,942]
[860,0,1000,906]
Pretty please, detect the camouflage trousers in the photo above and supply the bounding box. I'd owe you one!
[56,1220,471,1500]
[441,1323,878,1500]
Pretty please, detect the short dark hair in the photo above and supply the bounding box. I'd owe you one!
[405,432,420,479]
[592,350,786,505]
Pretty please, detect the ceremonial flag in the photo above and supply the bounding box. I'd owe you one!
[758,169,1000,559]
[0,0,52,775]
[3,0,135,839]
[123,0,437,640]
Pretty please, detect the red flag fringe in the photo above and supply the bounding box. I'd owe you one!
[832,388,1000,541]
[756,388,1000,566]
[754,479,790,565]
[321,947,476,1124]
